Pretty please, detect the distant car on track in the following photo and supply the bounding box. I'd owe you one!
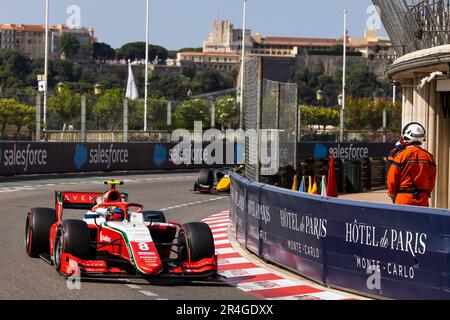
[25,180,217,279]
[193,167,243,194]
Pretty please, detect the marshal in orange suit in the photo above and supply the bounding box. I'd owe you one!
[387,122,437,207]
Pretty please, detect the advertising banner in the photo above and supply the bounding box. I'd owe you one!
[297,142,393,160]
[0,141,242,176]
[230,172,450,300]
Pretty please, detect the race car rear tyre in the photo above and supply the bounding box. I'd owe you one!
[178,222,215,262]
[54,220,90,271]
[142,210,166,223]
[25,208,57,258]
[198,169,214,188]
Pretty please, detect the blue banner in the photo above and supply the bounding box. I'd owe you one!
[230,172,450,300]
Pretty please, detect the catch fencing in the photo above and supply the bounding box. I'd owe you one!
[242,56,298,182]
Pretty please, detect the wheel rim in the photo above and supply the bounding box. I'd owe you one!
[54,232,63,269]
[25,215,31,254]
[179,232,189,262]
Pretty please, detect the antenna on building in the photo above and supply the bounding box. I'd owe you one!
[217,0,222,20]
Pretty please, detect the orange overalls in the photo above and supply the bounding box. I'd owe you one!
[387,145,436,207]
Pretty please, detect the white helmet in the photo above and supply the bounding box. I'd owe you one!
[402,122,426,144]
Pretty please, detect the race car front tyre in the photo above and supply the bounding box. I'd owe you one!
[178,222,215,262]
[54,220,90,271]
[197,169,214,189]
[25,208,57,258]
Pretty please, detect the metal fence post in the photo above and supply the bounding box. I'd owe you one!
[81,95,86,142]
[35,94,41,141]
[211,99,215,128]
[256,56,263,183]
[276,82,281,130]
[167,100,172,128]
[382,108,387,143]
[123,99,128,142]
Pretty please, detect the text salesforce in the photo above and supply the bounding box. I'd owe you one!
[330,144,369,159]
[89,145,128,168]
[2,144,47,171]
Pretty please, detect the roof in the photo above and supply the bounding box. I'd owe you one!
[0,24,93,33]
[256,36,340,47]
[179,51,239,57]
[388,44,450,79]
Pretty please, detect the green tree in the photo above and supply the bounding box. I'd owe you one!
[191,69,235,94]
[149,74,191,99]
[93,42,116,61]
[93,89,124,131]
[344,96,401,132]
[215,96,240,129]
[48,88,82,130]
[345,64,381,98]
[174,99,211,129]
[116,42,168,61]
[300,106,339,131]
[0,99,15,135]
[9,103,34,136]
[59,33,81,59]
[0,49,31,88]
[0,99,35,136]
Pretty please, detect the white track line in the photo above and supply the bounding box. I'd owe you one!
[207,222,230,228]
[214,239,231,245]
[215,247,235,255]
[219,268,271,278]
[159,197,227,212]
[234,279,301,292]
[140,290,158,297]
[126,284,142,289]
[217,257,248,265]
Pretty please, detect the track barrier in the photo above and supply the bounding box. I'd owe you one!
[230,172,450,300]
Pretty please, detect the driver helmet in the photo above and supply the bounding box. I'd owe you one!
[107,206,125,221]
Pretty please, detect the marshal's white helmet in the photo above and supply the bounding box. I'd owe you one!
[402,122,426,144]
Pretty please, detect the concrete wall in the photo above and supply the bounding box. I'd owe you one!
[261,54,392,83]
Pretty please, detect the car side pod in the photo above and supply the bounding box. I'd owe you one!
[216,176,231,192]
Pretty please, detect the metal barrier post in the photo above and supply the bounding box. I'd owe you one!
[123,99,128,142]
[167,100,172,129]
[81,95,86,142]
[35,94,41,141]
[211,98,215,128]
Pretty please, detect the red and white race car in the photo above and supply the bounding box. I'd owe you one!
[25,181,217,279]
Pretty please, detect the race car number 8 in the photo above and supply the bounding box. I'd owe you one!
[138,243,149,251]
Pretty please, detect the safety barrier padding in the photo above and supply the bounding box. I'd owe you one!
[230,172,450,300]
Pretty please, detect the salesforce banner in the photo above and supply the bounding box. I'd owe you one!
[230,172,450,300]
[298,142,393,160]
[0,141,241,176]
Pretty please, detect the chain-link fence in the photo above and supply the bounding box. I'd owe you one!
[243,56,260,182]
[243,56,299,182]
[0,86,235,142]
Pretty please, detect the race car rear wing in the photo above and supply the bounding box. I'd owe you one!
[54,191,128,221]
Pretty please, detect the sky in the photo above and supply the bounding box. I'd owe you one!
[0,0,387,50]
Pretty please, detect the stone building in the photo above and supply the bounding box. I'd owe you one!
[0,24,95,59]
[388,46,450,209]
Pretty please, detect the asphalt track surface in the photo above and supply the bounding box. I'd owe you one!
[0,172,259,300]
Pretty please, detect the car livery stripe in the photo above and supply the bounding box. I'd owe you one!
[102,223,144,274]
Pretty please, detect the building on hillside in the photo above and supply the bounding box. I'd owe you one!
[203,20,252,54]
[177,51,240,72]
[176,20,395,77]
[0,24,95,59]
